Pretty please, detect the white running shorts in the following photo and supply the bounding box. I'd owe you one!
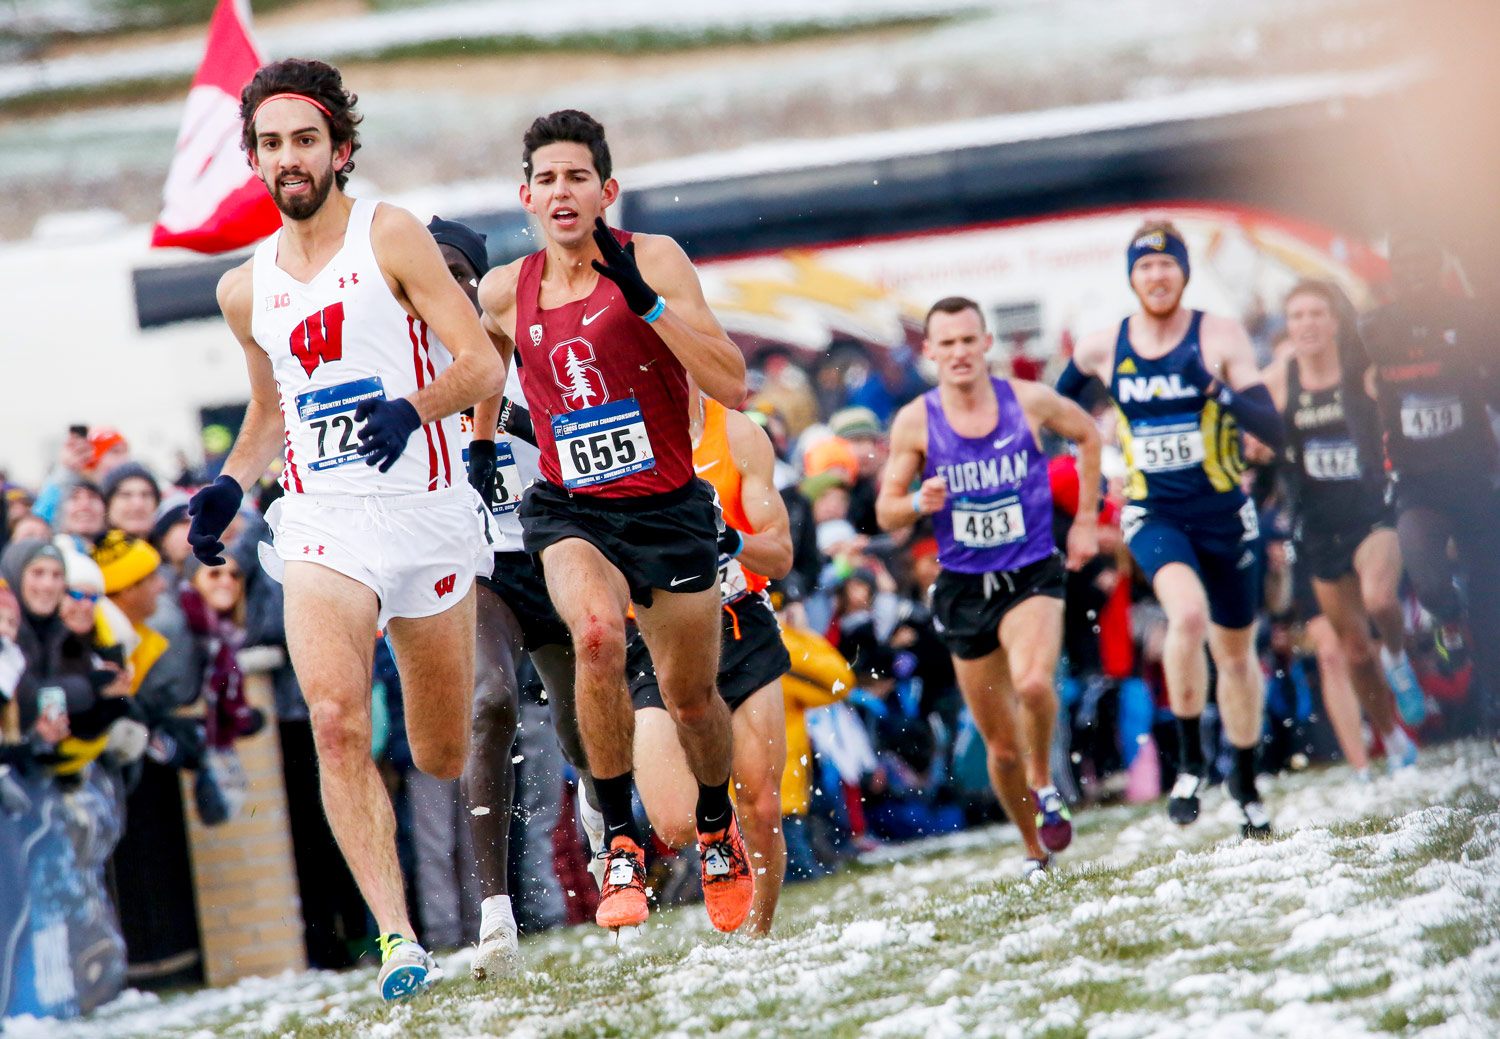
[259,483,494,629]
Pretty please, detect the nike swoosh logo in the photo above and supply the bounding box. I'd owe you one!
[581,306,610,326]
[694,460,719,474]
[669,575,697,587]
[994,433,1016,450]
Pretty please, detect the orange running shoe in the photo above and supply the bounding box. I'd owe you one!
[595,836,649,929]
[697,813,755,933]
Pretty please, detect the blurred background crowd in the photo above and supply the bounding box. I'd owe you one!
[0,273,1485,1006]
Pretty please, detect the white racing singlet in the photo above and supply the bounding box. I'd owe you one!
[250,198,463,497]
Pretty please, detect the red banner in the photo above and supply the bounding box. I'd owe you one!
[150,0,278,253]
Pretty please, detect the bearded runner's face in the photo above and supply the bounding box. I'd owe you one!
[1130,253,1186,318]
[251,97,346,221]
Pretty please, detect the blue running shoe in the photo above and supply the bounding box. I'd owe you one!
[1033,786,1073,853]
[377,933,436,1002]
[1382,650,1426,726]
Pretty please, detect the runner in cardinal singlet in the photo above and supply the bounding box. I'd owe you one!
[880,297,1103,876]
[476,110,752,937]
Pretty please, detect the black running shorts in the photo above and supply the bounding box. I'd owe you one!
[627,595,791,712]
[931,552,1065,660]
[478,551,571,651]
[1295,503,1394,583]
[519,478,719,608]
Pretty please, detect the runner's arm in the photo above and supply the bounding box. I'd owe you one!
[1196,315,1284,451]
[1058,326,1116,396]
[875,401,943,531]
[1017,380,1101,570]
[215,264,287,492]
[473,262,522,443]
[375,204,505,423]
[634,235,747,407]
[725,410,793,579]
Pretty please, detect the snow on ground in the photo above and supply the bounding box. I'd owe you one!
[8,742,1496,1039]
[0,0,976,101]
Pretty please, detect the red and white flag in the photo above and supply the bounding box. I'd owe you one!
[151,0,278,252]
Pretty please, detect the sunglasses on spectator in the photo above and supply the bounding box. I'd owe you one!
[66,589,98,603]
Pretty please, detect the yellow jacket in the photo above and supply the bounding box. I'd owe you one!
[779,625,854,816]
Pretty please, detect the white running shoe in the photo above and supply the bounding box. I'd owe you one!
[577,785,606,890]
[471,915,520,982]
[1237,800,1273,839]
[1385,727,1419,774]
[377,934,437,1002]
[1020,854,1052,881]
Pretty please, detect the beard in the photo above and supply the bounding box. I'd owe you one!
[270,165,335,220]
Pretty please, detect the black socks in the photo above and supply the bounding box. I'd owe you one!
[1177,715,1206,775]
[595,771,642,847]
[695,779,733,835]
[1228,746,1260,805]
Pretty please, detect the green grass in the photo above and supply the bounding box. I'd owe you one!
[63,745,1500,1039]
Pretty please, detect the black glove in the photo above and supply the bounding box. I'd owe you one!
[717,526,744,559]
[1180,348,1218,394]
[500,397,537,446]
[591,217,659,316]
[468,438,499,509]
[187,475,243,566]
[355,398,422,473]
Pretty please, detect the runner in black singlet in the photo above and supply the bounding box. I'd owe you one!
[1348,235,1500,737]
[1263,281,1420,777]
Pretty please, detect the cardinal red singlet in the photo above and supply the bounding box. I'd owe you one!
[513,229,693,497]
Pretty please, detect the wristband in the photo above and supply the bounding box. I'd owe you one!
[729,529,745,558]
[641,296,667,323]
[912,492,923,515]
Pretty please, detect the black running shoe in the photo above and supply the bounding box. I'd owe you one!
[1167,771,1204,826]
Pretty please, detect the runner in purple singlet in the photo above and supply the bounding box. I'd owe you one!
[878,297,1102,877]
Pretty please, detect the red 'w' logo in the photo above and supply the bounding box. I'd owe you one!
[289,301,346,377]
[434,573,457,598]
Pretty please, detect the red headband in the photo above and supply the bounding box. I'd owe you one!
[252,92,333,124]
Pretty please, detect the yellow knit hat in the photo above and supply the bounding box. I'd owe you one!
[92,529,162,594]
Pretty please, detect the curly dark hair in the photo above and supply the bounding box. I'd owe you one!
[522,110,611,183]
[240,59,362,190]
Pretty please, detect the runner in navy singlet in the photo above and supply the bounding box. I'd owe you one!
[879,297,1102,877]
[474,111,753,935]
[1058,220,1285,837]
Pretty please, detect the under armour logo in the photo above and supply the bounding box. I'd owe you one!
[434,573,457,597]
[301,545,326,556]
[339,273,359,288]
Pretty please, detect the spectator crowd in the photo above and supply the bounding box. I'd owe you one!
[0,285,1485,1018]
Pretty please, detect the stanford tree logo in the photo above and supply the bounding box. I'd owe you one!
[550,336,609,408]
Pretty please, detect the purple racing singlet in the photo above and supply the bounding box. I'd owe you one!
[925,378,1054,575]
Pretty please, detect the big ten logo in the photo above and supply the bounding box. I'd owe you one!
[264,293,291,311]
